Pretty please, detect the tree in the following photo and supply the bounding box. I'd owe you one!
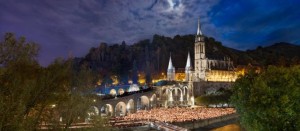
[0,33,109,130]
[277,56,286,67]
[0,33,39,66]
[0,33,42,130]
[291,56,299,66]
[195,88,232,107]
[231,66,300,130]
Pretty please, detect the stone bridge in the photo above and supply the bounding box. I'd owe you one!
[90,83,193,117]
[95,90,157,117]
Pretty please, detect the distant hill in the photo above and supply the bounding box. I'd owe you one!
[73,35,300,83]
[245,42,300,66]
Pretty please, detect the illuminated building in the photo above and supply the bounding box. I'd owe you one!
[163,18,239,99]
[193,18,237,82]
[166,18,237,83]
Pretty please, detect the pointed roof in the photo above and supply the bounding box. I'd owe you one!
[196,17,202,36]
[168,54,174,70]
[185,52,191,69]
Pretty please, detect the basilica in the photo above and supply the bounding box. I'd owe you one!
[163,18,238,106]
[167,18,237,83]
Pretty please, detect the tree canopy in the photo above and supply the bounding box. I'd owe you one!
[0,33,108,130]
[195,88,232,107]
[231,66,300,130]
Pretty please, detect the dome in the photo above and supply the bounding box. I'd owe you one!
[128,84,140,92]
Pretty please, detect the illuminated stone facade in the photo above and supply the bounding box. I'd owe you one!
[205,70,237,82]
[192,18,237,82]
[167,18,238,83]
[163,18,239,99]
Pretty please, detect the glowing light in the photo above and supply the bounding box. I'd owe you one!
[138,72,146,84]
[111,76,119,85]
[191,97,195,106]
[165,0,184,16]
[128,84,140,92]
[175,73,185,81]
[206,70,237,82]
[152,79,164,83]
[138,79,145,84]
[96,79,102,85]
[118,88,125,95]
[113,107,236,124]
[110,89,117,96]
[126,104,130,109]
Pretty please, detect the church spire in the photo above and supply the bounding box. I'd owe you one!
[167,53,175,81]
[196,17,202,36]
[185,52,191,69]
[168,53,173,70]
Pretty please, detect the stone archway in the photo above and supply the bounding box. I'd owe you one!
[161,87,170,101]
[88,106,99,116]
[183,86,189,101]
[137,96,149,110]
[86,106,99,122]
[127,99,135,114]
[168,87,183,102]
[118,88,125,95]
[115,102,126,116]
[167,88,174,102]
[100,104,113,116]
[110,89,117,96]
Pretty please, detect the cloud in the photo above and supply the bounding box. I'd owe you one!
[0,0,299,65]
[207,0,300,50]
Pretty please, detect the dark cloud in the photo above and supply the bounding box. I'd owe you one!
[0,0,299,65]
[208,0,300,50]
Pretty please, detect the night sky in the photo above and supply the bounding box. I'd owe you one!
[1,0,300,66]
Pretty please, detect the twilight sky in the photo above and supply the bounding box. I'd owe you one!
[0,0,300,66]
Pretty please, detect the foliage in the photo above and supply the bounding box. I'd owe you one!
[195,88,232,107]
[0,33,108,130]
[0,33,39,65]
[231,66,300,130]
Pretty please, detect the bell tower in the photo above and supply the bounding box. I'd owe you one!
[194,18,207,81]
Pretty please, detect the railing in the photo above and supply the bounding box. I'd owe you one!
[150,121,188,131]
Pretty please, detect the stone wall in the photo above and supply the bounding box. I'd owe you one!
[193,81,233,96]
[172,113,239,130]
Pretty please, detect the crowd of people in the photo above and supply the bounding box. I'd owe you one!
[114,107,236,124]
